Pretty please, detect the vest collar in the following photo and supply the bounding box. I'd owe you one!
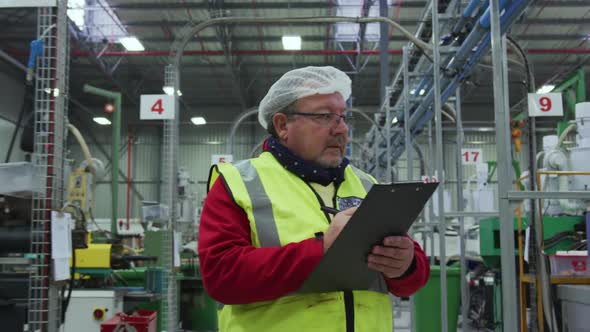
[263,136,349,186]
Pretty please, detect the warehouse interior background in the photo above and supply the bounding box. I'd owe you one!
[0,0,589,331]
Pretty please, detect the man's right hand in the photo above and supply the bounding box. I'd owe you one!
[322,207,357,253]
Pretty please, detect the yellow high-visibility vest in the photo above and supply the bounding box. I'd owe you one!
[208,152,392,332]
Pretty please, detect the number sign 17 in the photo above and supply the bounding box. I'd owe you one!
[461,148,483,165]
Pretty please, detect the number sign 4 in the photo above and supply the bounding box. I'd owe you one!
[140,94,175,120]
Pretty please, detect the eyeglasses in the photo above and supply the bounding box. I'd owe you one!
[288,111,350,127]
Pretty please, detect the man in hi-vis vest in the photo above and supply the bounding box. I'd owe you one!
[198,66,430,332]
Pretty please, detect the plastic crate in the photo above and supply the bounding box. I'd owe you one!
[100,310,157,332]
[549,251,589,277]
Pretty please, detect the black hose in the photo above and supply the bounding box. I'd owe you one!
[61,206,84,324]
[4,86,32,163]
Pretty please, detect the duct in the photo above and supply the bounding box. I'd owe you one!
[226,107,259,155]
[168,16,433,73]
[372,0,532,166]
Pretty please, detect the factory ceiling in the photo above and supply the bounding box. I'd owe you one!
[1,0,589,126]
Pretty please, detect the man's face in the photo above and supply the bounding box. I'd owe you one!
[274,92,348,168]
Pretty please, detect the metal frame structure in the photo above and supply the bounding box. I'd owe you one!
[27,1,69,331]
[489,1,519,329]
[358,1,535,330]
[160,64,180,332]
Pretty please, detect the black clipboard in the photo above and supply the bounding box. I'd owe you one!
[298,182,438,294]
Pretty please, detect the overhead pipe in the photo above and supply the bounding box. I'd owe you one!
[67,48,590,58]
[71,49,405,57]
[385,0,532,163]
[227,107,260,155]
[409,0,529,133]
[83,84,122,236]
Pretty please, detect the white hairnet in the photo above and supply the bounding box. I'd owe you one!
[258,66,352,129]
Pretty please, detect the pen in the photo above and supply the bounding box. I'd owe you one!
[320,205,341,215]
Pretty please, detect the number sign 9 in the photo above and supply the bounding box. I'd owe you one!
[539,96,552,112]
[527,93,563,117]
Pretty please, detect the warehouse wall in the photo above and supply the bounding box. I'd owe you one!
[394,131,531,211]
[0,65,26,123]
[68,122,267,219]
[0,117,27,163]
[0,64,28,163]
[68,118,535,220]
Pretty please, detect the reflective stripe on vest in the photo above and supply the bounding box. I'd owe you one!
[230,159,387,294]
[350,165,375,192]
[233,160,281,248]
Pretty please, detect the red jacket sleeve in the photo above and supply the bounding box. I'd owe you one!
[384,236,430,297]
[198,178,324,305]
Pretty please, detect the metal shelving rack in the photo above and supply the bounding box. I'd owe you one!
[27,1,69,331]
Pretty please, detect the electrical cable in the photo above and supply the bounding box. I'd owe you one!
[4,86,32,163]
[58,202,84,325]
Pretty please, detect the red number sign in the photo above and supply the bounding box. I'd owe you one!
[151,99,164,114]
[539,96,552,112]
[463,151,479,163]
[461,148,483,165]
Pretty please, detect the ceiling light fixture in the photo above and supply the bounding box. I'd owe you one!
[419,89,426,96]
[162,86,174,96]
[119,36,145,51]
[93,117,111,125]
[191,117,207,125]
[536,85,555,94]
[392,117,398,124]
[282,35,302,50]
[176,90,182,97]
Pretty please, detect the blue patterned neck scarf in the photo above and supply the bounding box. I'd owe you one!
[264,136,349,186]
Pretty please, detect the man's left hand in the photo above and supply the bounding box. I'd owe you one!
[367,236,415,279]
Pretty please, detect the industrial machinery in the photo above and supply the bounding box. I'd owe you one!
[473,102,590,330]
[0,189,32,331]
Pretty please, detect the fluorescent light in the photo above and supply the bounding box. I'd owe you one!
[93,117,111,125]
[536,85,555,94]
[205,141,224,145]
[53,88,60,97]
[392,117,398,124]
[67,0,85,29]
[176,90,182,97]
[191,117,206,125]
[419,89,426,96]
[410,89,416,95]
[282,35,301,50]
[162,86,174,95]
[119,37,145,51]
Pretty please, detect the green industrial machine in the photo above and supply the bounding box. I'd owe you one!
[140,231,218,331]
[479,216,585,268]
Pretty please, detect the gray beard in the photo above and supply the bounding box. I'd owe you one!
[315,155,344,168]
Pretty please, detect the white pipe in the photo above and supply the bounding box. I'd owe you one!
[67,124,95,173]
[557,123,576,147]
